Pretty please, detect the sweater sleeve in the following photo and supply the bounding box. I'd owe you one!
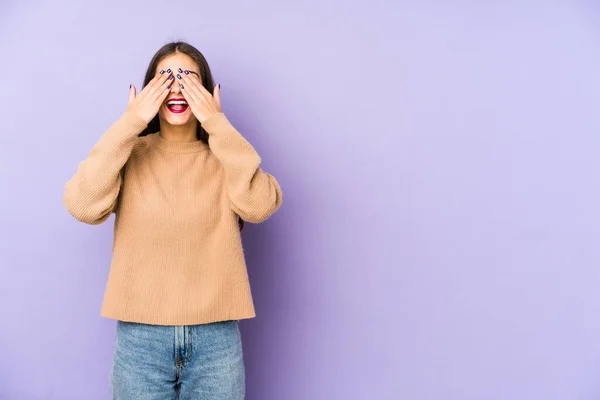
[63,111,148,225]
[202,112,282,223]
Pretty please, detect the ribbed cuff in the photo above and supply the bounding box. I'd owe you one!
[99,111,149,150]
[119,111,150,136]
[201,112,230,134]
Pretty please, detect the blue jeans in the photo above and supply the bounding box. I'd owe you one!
[109,319,245,399]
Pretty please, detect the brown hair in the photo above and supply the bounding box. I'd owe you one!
[138,41,244,231]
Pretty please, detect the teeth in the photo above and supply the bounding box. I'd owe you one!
[167,100,187,106]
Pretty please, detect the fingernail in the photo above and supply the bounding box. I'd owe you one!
[167,85,171,89]
[177,74,182,79]
[184,70,189,75]
[129,84,132,88]
[167,68,171,73]
[180,84,184,89]
[160,70,165,74]
[178,68,183,73]
[169,75,174,80]
[218,83,221,89]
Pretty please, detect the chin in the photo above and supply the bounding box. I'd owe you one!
[159,107,195,126]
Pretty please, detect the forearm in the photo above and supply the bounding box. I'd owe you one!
[203,113,282,223]
[63,111,148,224]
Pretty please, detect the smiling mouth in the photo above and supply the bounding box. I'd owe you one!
[166,98,189,113]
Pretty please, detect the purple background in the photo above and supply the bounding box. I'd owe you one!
[1,1,600,399]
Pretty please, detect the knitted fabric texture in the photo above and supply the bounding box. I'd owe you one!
[63,111,282,325]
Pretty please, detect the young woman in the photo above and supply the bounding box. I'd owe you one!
[63,41,282,399]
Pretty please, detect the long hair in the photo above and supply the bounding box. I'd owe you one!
[138,41,244,231]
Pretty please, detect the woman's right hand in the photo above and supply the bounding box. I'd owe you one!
[126,70,173,123]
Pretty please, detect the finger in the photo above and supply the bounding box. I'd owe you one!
[137,69,170,102]
[214,83,221,107]
[179,72,206,101]
[178,78,202,108]
[182,70,211,98]
[179,80,207,122]
[128,84,136,104]
[178,84,195,116]
[153,75,172,104]
[139,71,163,96]
[148,70,173,98]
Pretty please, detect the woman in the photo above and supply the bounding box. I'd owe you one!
[63,41,282,399]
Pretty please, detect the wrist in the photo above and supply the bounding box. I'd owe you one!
[122,110,150,133]
[200,111,224,124]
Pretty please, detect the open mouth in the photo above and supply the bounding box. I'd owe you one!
[166,98,189,114]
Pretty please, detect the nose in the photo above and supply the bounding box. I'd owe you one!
[170,80,182,94]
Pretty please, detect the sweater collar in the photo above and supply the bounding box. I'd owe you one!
[147,132,209,154]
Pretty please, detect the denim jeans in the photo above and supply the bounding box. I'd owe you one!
[109,319,245,399]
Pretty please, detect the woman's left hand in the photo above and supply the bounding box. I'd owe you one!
[177,70,222,123]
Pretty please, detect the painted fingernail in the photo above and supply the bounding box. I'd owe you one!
[180,84,184,89]
[177,74,181,79]
[169,75,174,80]
[167,85,171,89]
[184,70,189,75]
[167,68,171,73]
[160,70,165,74]
[178,68,183,73]
[218,83,221,89]
[129,84,132,88]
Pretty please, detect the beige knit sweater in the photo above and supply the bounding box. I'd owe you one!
[63,111,282,326]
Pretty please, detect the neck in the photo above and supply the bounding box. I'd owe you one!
[158,119,199,142]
